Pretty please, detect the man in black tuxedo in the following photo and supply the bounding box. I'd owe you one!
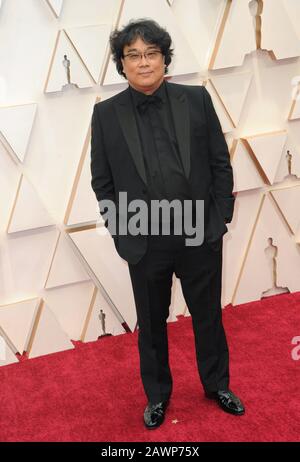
[91,19,245,429]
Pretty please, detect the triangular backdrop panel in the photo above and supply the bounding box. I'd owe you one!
[45,30,94,93]
[0,298,39,354]
[103,0,200,85]
[43,281,94,341]
[65,25,111,83]
[0,104,37,162]
[82,287,126,342]
[45,232,90,289]
[0,228,59,304]
[222,190,263,307]
[205,80,234,134]
[210,72,253,127]
[7,175,55,234]
[28,302,74,359]
[46,0,64,18]
[69,227,137,332]
[209,0,256,70]
[65,139,103,226]
[231,139,265,193]
[270,186,300,236]
[261,0,300,60]
[0,332,18,367]
[233,194,300,305]
[288,91,300,121]
[274,136,300,182]
[0,144,20,233]
[246,131,287,184]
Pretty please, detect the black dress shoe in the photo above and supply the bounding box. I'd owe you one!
[144,400,169,429]
[205,389,245,416]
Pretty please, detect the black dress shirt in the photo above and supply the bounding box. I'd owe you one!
[129,80,194,233]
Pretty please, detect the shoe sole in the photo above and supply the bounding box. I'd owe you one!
[218,404,245,416]
[144,423,164,430]
[144,416,165,430]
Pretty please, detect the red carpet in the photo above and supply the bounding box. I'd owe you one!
[0,291,300,442]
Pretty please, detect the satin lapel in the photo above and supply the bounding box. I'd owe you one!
[165,81,190,180]
[114,88,147,186]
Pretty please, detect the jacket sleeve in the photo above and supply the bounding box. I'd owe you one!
[202,86,235,223]
[90,103,116,229]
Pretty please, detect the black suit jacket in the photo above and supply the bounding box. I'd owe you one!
[90,81,235,264]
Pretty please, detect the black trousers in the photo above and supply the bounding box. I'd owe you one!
[128,233,230,404]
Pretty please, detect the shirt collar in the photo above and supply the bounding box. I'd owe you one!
[129,79,167,108]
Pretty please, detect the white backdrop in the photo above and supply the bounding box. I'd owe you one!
[0,0,300,365]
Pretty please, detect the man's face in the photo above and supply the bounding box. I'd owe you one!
[121,36,166,94]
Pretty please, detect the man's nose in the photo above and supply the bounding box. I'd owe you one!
[139,55,150,65]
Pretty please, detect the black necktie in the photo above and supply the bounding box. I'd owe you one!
[137,94,163,114]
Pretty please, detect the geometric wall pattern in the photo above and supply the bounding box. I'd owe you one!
[204,79,235,134]
[207,72,253,130]
[68,226,137,332]
[44,231,91,289]
[261,0,300,60]
[44,25,112,92]
[45,0,64,18]
[7,174,56,234]
[26,299,75,359]
[0,103,37,162]
[209,0,257,70]
[246,130,287,184]
[271,185,300,236]
[64,25,112,83]
[63,110,104,226]
[1,0,300,366]
[103,0,200,85]
[288,83,300,121]
[231,193,300,305]
[44,30,95,92]
[209,0,300,69]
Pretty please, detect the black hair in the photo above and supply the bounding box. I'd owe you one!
[109,18,174,78]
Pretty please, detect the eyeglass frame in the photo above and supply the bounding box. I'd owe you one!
[122,49,163,63]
